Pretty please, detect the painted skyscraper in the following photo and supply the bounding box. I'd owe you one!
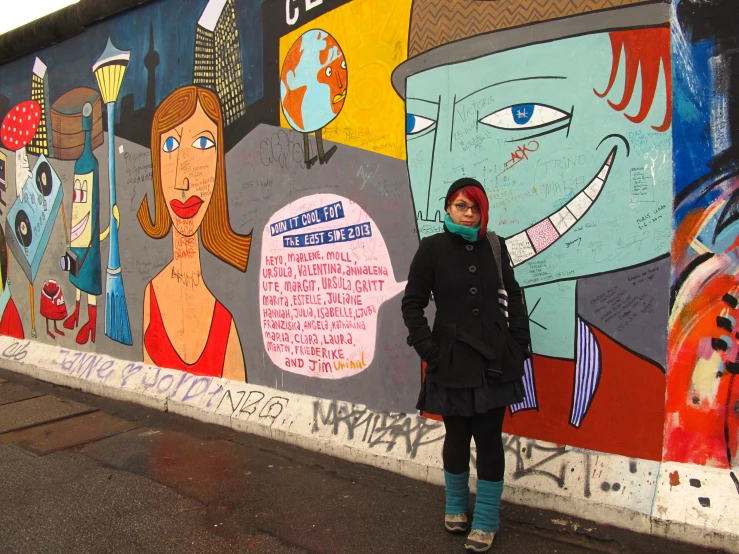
[28,58,53,157]
[193,0,246,126]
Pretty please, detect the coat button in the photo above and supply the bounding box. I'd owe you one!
[469,265,477,273]
[466,244,474,251]
[472,309,480,316]
[470,287,478,295]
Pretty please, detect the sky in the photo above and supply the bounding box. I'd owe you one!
[0,0,81,35]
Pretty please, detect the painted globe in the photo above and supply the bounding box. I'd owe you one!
[280,29,348,134]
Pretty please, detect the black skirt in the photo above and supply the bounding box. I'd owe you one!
[416,373,524,417]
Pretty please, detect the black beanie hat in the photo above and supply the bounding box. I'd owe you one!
[445,178,487,208]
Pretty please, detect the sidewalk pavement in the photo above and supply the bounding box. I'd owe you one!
[0,367,726,554]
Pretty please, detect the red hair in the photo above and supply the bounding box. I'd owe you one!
[595,28,672,133]
[448,185,489,239]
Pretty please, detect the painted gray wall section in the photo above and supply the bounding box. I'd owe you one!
[222,124,420,411]
[576,256,669,369]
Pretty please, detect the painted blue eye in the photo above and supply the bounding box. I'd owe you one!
[406,113,434,135]
[479,104,569,130]
[192,136,215,150]
[511,104,535,125]
[162,136,179,153]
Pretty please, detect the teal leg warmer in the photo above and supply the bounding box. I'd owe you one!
[472,479,503,532]
[444,469,470,515]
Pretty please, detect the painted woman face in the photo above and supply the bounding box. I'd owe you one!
[158,100,217,237]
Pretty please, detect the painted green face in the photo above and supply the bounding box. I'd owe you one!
[405,32,672,288]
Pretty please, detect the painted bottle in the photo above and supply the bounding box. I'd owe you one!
[61,102,103,345]
[75,103,98,196]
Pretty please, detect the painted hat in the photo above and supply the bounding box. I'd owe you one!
[392,0,669,97]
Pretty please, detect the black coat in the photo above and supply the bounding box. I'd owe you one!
[401,227,531,389]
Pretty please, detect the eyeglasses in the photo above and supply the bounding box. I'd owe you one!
[452,202,481,214]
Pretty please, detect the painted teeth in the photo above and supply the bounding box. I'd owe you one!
[505,147,617,268]
[70,213,90,242]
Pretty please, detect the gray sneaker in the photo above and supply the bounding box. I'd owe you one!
[464,529,496,552]
[444,513,469,534]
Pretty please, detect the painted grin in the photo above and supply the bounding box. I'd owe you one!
[333,90,347,104]
[504,146,617,267]
[70,212,90,243]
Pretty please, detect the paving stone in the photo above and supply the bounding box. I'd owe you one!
[0,383,43,406]
[0,442,34,465]
[0,396,97,434]
[1,411,142,455]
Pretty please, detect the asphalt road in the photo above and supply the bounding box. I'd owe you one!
[0,367,724,554]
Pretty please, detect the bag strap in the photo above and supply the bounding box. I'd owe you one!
[486,231,504,291]
[76,215,100,272]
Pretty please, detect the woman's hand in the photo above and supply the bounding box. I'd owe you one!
[414,338,441,370]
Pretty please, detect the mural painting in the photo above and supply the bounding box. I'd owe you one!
[392,0,672,460]
[2,94,65,339]
[0,0,733,486]
[61,100,103,345]
[93,38,133,346]
[669,0,739,469]
[280,29,347,168]
[0,225,23,339]
[260,193,404,377]
[138,85,251,381]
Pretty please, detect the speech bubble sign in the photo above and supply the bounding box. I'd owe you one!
[260,194,406,379]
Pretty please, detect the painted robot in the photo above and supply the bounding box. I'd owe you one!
[280,28,348,168]
[61,103,117,344]
[392,0,673,460]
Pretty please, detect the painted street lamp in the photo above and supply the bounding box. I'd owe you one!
[93,38,132,345]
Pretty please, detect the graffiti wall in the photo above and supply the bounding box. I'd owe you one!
[0,0,732,477]
[0,0,419,413]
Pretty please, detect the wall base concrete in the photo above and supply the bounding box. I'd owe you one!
[0,335,736,553]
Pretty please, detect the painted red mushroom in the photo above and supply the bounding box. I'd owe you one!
[1,100,41,198]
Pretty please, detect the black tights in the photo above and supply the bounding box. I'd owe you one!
[442,407,506,482]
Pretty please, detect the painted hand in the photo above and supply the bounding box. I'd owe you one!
[100,205,121,241]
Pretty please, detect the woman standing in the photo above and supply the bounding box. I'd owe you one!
[402,178,531,552]
[138,86,251,381]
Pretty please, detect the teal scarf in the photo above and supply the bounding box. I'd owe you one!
[444,213,480,242]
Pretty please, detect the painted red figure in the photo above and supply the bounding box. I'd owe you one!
[0,298,24,340]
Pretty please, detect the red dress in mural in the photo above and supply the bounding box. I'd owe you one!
[144,284,233,378]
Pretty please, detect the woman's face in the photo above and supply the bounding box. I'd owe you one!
[446,192,481,227]
[159,100,218,237]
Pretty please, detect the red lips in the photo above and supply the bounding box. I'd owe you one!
[170,196,203,219]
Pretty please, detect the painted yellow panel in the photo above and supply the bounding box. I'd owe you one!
[279,0,411,160]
